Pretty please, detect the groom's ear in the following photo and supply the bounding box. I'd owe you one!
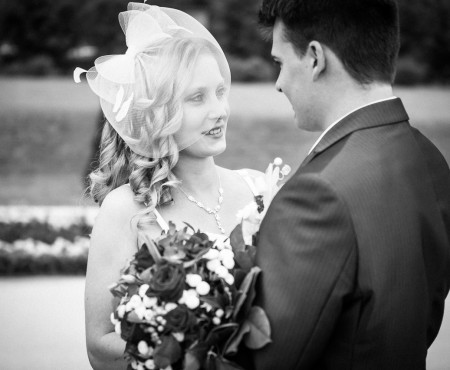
[307,41,326,81]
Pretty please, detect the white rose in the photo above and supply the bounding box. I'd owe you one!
[221,257,235,270]
[196,281,211,296]
[139,284,150,297]
[203,248,220,260]
[186,273,202,288]
[137,340,149,356]
[206,259,221,272]
[145,359,156,370]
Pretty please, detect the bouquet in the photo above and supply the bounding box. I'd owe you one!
[110,159,290,370]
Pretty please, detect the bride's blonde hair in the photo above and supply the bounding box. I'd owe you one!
[89,37,220,230]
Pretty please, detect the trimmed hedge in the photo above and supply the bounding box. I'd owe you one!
[0,206,96,275]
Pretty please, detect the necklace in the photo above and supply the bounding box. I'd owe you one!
[178,173,225,234]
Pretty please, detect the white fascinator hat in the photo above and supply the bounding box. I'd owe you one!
[74,2,230,158]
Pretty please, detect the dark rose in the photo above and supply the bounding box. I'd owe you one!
[134,244,155,270]
[164,305,197,333]
[149,259,185,302]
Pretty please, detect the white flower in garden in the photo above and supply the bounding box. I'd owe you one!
[206,259,221,272]
[196,281,210,296]
[212,317,221,325]
[131,359,139,369]
[203,248,220,260]
[215,309,224,318]
[138,340,150,356]
[186,273,202,287]
[172,332,185,342]
[137,362,145,370]
[139,284,150,297]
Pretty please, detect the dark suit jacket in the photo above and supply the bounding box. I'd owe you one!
[250,98,450,369]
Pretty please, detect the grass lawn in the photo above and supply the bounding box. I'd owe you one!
[0,77,449,205]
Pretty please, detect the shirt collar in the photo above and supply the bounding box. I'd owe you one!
[308,96,397,155]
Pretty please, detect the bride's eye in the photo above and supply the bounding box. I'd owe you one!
[189,93,204,102]
[216,86,226,99]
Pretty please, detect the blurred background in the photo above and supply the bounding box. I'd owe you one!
[0,0,449,369]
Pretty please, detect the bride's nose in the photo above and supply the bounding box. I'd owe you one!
[208,96,228,120]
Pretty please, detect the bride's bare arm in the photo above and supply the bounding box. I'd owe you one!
[85,186,141,370]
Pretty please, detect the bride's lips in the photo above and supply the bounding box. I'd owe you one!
[203,125,225,136]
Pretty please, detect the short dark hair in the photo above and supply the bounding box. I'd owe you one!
[259,0,400,84]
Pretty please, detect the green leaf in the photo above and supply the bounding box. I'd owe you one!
[230,223,246,253]
[233,266,261,320]
[224,321,250,356]
[244,306,271,349]
[214,356,246,370]
[234,251,254,272]
[186,340,209,369]
[205,323,239,348]
[153,334,182,368]
[184,351,202,370]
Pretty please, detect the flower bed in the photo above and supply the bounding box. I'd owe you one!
[0,206,97,275]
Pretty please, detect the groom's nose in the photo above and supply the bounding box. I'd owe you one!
[275,81,283,93]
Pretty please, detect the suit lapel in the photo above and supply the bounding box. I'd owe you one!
[300,98,409,167]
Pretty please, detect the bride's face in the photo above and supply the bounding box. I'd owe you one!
[176,52,230,158]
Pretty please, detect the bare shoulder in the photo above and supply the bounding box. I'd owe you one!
[100,184,141,215]
[92,184,143,239]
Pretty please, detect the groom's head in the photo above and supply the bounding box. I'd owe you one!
[259,0,400,130]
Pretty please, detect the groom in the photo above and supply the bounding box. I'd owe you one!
[247,0,450,369]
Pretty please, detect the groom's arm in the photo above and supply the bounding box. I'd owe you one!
[253,172,357,370]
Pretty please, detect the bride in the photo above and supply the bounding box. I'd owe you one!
[80,3,262,369]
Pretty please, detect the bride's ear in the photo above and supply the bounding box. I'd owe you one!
[307,41,326,81]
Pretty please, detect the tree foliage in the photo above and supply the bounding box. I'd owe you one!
[0,0,449,83]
